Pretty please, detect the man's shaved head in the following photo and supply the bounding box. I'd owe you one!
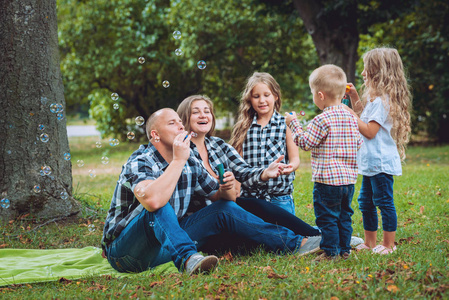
[145,108,175,140]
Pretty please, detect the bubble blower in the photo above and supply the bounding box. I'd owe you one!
[183,131,198,141]
[217,163,225,184]
[289,111,306,116]
[342,85,351,106]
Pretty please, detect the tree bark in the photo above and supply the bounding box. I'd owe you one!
[0,0,80,220]
[292,0,359,83]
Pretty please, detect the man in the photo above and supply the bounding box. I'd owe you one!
[101,109,320,275]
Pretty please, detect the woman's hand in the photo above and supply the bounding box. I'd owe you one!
[220,171,235,191]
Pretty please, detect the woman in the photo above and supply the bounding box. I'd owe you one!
[176,95,321,238]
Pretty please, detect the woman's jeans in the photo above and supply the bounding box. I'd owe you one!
[358,173,397,232]
[106,200,303,273]
[236,197,320,237]
[270,194,296,215]
[313,182,354,256]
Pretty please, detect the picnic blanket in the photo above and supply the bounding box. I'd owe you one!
[0,247,177,287]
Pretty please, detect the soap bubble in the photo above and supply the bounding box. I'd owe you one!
[50,103,58,113]
[162,80,170,88]
[135,116,145,126]
[57,113,64,121]
[138,56,145,64]
[1,198,10,209]
[40,133,49,143]
[111,93,119,101]
[190,131,198,138]
[39,170,45,176]
[33,185,41,193]
[89,170,96,178]
[41,165,52,175]
[101,156,109,164]
[109,138,119,146]
[38,124,45,131]
[175,48,183,56]
[88,224,96,232]
[300,111,305,116]
[60,191,68,200]
[95,141,102,148]
[41,96,48,105]
[197,60,206,70]
[56,104,63,113]
[127,132,135,140]
[77,160,84,167]
[135,187,145,198]
[173,30,181,39]
[64,153,71,161]
[113,103,119,110]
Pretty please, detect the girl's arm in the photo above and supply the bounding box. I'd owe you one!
[355,116,381,140]
[282,126,300,175]
[346,83,364,116]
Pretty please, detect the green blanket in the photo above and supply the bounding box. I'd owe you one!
[0,247,177,287]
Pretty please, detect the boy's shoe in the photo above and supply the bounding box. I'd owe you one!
[313,252,340,262]
[341,252,351,260]
[185,253,219,276]
[350,236,365,247]
[372,245,397,255]
[355,243,371,251]
[298,236,321,256]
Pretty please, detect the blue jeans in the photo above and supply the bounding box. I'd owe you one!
[106,200,303,273]
[270,194,296,215]
[236,197,320,237]
[313,182,354,256]
[358,173,397,232]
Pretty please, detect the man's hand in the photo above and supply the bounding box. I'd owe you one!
[173,131,191,162]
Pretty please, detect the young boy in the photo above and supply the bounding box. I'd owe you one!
[285,64,363,260]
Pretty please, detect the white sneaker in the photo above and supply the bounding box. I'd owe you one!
[185,253,218,276]
[350,236,364,247]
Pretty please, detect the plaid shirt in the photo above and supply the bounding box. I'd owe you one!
[241,111,295,200]
[187,136,265,213]
[101,143,219,250]
[289,105,363,186]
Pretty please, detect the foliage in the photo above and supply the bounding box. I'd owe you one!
[1,139,449,298]
[58,0,317,140]
[359,0,449,143]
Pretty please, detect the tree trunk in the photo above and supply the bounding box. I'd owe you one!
[292,0,359,83]
[0,0,80,220]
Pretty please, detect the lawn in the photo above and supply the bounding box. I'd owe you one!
[1,137,448,299]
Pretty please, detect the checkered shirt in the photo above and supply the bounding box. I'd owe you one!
[288,105,363,186]
[101,143,219,250]
[241,111,295,200]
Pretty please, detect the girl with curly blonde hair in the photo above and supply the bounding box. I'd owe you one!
[345,47,412,255]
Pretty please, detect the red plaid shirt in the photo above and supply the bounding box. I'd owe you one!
[289,105,363,186]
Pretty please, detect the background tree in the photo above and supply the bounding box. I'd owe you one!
[0,0,80,220]
[58,0,317,140]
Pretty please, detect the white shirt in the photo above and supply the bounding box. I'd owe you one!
[358,97,402,176]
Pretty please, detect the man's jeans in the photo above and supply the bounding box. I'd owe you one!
[106,200,303,273]
[313,182,354,256]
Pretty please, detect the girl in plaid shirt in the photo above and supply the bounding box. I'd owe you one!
[229,72,300,215]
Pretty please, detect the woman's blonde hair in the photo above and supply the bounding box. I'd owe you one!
[361,47,412,160]
[177,95,216,137]
[229,72,282,154]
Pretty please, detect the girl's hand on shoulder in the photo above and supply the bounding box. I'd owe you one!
[284,112,297,126]
[342,104,356,116]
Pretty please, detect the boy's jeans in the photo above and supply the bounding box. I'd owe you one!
[313,182,354,256]
[358,173,397,232]
[106,200,303,273]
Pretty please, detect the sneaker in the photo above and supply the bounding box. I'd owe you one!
[298,236,321,256]
[355,243,371,251]
[185,253,219,276]
[350,236,364,247]
[372,245,397,255]
[313,252,340,262]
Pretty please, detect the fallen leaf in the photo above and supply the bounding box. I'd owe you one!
[387,285,399,293]
[267,271,287,279]
[420,206,425,214]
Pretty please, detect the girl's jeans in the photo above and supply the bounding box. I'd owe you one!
[358,173,397,232]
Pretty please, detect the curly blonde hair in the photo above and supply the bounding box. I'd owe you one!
[229,72,282,154]
[360,47,412,161]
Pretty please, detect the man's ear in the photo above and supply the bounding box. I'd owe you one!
[151,130,159,140]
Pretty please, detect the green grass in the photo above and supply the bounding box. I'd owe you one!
[1,139,448,299]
